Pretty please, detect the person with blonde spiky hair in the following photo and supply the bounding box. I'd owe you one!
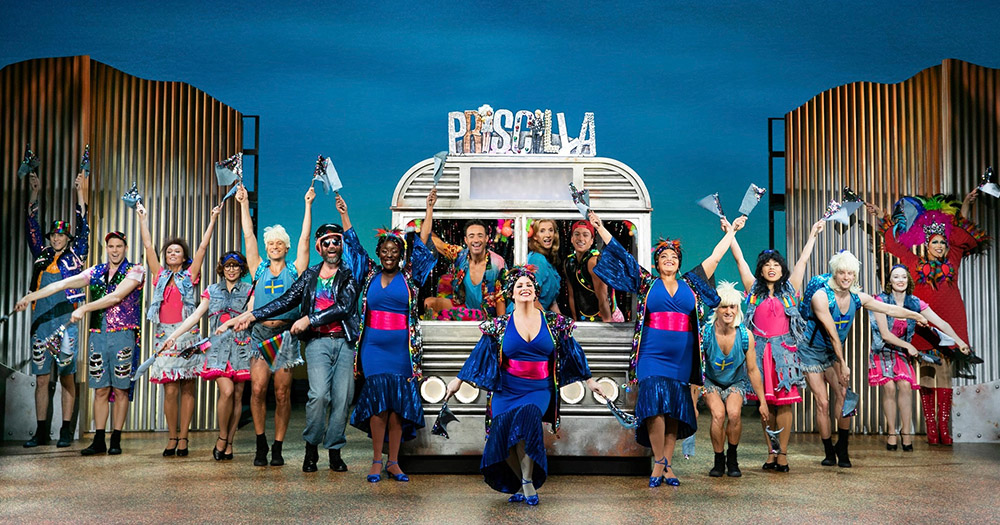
[700,282,768,478]
[800,249,929,469]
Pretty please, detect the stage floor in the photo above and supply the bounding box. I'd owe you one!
[2,411,998,524]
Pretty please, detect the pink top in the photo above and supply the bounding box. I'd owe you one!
[154,272,199,324]
[874,296,928,338]
[751,296,790,337]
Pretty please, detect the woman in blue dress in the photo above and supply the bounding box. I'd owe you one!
[338,190,437,483]
[446,266,602,506]
[590,211,740,487]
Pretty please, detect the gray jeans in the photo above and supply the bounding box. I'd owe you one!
[303,336,355,449]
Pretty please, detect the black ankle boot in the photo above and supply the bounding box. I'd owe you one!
[726,443,741,477]
[270,440,285,466]
[836,429,851,468]
[57,421,74,448]
[821,438,836,466]
[329,448,347,472]
[81,430,107,456]
[24,419,51,448]
[302,443,319,472]
[254,434,269,466]
[709,452,726,477]
[108,430,122,455]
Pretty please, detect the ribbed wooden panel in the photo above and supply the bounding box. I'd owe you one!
[1,56,244,431]
[784,59,1000,434]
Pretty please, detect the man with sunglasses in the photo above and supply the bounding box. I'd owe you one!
[228,223,360,473]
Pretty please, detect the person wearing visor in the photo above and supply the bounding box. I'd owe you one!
[17,231,145,456]
[227,222,359,473]
[21,170,90,448]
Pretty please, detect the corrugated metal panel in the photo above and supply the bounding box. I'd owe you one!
[1,56,245,431]
[784,59,999,434]
[945,59,1000,385]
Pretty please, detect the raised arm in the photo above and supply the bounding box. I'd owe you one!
[72,174,90,257]
[811,290,849,385]
[26,174,44,257]
[15,271,91,311]
[335,192,351,231]
[420,188,436,245]
[788,219,824,293]
[236,185,262,274]
[961,188,978,220]
[294,187,316,275]
[189,205,222,283]
[589,211,647,293]
[729,236,755,292]
[162,298,211,351]
[136,203,161,276]
[700,216,742,280]
[865,203,918,266]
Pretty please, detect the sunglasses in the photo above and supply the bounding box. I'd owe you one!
[320,237,342,248]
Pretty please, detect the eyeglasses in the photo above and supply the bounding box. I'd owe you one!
[223,263,242,269]
[320,237,342,248]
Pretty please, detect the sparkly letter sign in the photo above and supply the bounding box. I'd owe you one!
[448,106,596,156]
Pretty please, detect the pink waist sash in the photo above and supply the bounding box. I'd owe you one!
[503,359,550,380]
[645,311,691,332]
[367,310,408,331]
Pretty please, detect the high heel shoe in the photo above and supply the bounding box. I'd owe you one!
[213,436,226,461]
[224,440,233,460]
[163,437,178,457]
[886,433,899,451]
[177,437,189,457]
[385,460,409,482]
[663,460,680,486]
[775,452,790,472]
[522,479,539,506]
[649,457,667,487]
[901,433,914,452]
[367,460,383,483]
[507,493,526,503]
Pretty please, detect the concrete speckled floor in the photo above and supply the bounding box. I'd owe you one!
[2,411,998,524]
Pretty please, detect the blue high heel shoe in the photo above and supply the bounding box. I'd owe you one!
[649,457,667,487]
[386,460,409,482]
[367,460,382,483]
[662,459,680,486]
[522,479,539,506]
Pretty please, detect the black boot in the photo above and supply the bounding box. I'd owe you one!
[270,440,285,466]
[821,438,836,466]
[709,452,726,477]
[329,448,348,472]
[57,420,74,447]
[108,430,122,455]
[835,428,851,468]
[726,443,742,477]
[302,443,319,472]
[253,434,269,467]
[81,430,107,456]
[24,419,51,448]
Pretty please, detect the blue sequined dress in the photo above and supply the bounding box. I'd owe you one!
[458,311,592,494]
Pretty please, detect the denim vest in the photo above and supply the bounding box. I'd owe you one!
[146,268,198,323]
[870,292,920,353]
[207,281,252,333]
